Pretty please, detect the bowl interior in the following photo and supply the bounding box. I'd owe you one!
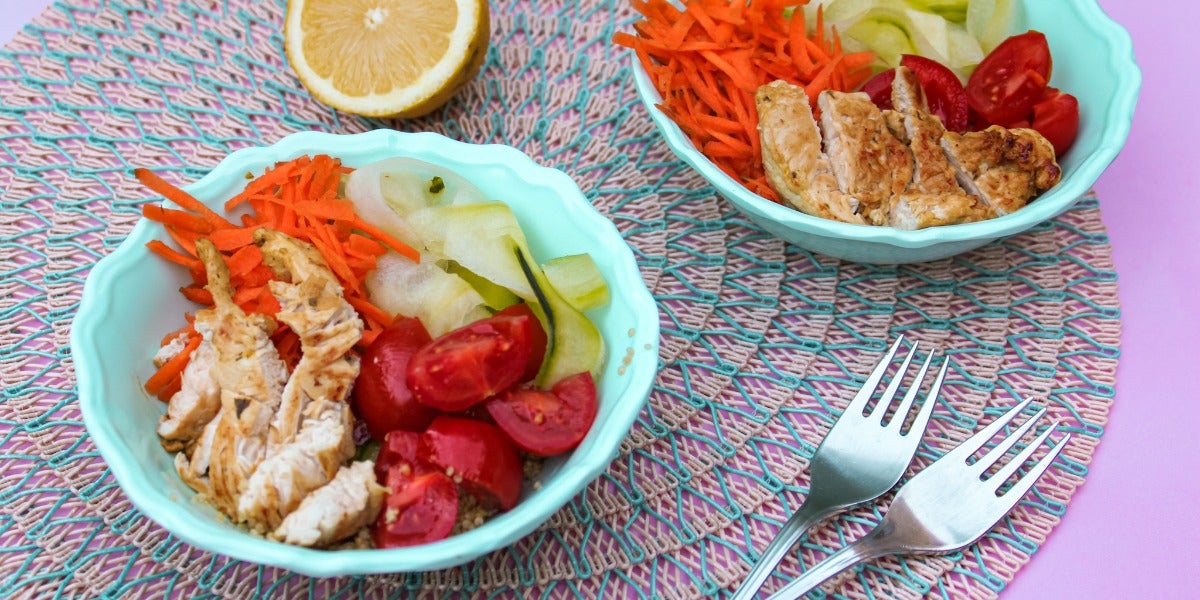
[629,0,1139,262]
[72,130,660,576]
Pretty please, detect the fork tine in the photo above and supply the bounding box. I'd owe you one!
[869,341,919,421]
[987,420,1063,491]
[940,397,1034,462]
[884,353,938,430]
[845,336,906,416]
[972,407,1047,475]
[995,432,1071,504]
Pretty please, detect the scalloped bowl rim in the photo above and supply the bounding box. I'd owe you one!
[72,130,660,576]
[629,0,1141,250]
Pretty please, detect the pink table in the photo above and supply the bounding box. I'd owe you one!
[2,0,1195,597]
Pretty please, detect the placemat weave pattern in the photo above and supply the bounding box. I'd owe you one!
[0,1,1119,598]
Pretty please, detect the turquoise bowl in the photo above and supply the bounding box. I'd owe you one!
[630,0,1140,264]
[72,130,660,576]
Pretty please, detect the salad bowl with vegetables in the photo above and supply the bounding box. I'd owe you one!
[72,130,660,575]
[623,0,1139,263]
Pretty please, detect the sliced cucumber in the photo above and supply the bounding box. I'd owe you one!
[966,0,1014,52]
[344,157,489,249]
[365,251,490,337]
[908,0,969,23]
[846,15,918,67]
[808,0,1009,79]
[541,254,610,313]
[407,202,535,299]
[445,261,521,311]
[513,241,605,388]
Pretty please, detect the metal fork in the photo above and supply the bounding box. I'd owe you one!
[731,336,947,600]
[765,397,1071,600]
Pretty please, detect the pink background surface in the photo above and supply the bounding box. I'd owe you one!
[1,0,1195,597]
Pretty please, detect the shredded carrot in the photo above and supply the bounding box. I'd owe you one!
[144,333,201,400]
[614,0,874,203]
[138,153,423,381]
[135,168,235,230]
[159,322,196,347]
[179,285,213,305]
[141,205,214,235]
[146,239,201,270]
[350,216,421,263]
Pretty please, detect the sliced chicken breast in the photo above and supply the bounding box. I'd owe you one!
[883,68,995,229]
[817,90,914,225]
[255,229,363,452]
[169,239,289,515]
[891,67,965,196]
[941,125,1062,216]
[886,193,997,230]
[157,336,219,452]
[272,460,385,547]
[756,80,866,225]
[237,399,356,530]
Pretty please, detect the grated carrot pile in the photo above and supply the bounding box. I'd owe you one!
[613,0,875,201]
[138,155,419,401]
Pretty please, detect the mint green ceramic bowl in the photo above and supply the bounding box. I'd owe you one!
[630,0,1140,264]
[72,130,660,576]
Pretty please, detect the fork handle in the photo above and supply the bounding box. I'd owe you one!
[763,531,891,600]
[730,500,840,600]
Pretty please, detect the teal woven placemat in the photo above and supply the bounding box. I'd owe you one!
[0,1,1118,598]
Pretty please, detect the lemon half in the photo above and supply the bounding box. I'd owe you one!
[285,0,489,118]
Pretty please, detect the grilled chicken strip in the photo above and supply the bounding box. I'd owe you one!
[756,80,866,225]
[237,398,356,530]
[255,229,363,452]
[233,230,363,531]
[890,67,963,196]
[157,336,219,452]
[941,125,1062,216]
[272,460,385,547]
[170,239,289,515]
[817,90,914,225]
[885,67,996,229]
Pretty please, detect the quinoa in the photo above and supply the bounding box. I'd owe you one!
[451,492,496,536]
[524,454,545,491]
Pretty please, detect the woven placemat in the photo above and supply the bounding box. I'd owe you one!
[0,1,1119,598]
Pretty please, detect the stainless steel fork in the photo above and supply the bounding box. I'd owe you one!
[731,336,946,600]
[765,397,1071,600]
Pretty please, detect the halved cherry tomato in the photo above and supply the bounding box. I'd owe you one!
[407,313,534,411]
[861,68,896,111]
[371,469,458,548]
[352,317,438,440]
[419,416,524,510]
[494,303,547,382]
[374,429,424,483]
[486,371,598,457]
[1031,87,1080,156]
[966,31,1052,124]
[900,55,970,132]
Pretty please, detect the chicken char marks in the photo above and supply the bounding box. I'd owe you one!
[756,67,1061,229]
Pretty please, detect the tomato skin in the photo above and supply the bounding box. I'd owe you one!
[419,416,524,510]
[407,314,534,412]
[486,372,598,457]
[899,55,970,132]
[352,317,438,440]
[861,68,896,111]
[966,31,1053,124]
[374,429,424,483]
[494,303,547,382]
[371,469,459,548]
[1031,87,1080,156]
